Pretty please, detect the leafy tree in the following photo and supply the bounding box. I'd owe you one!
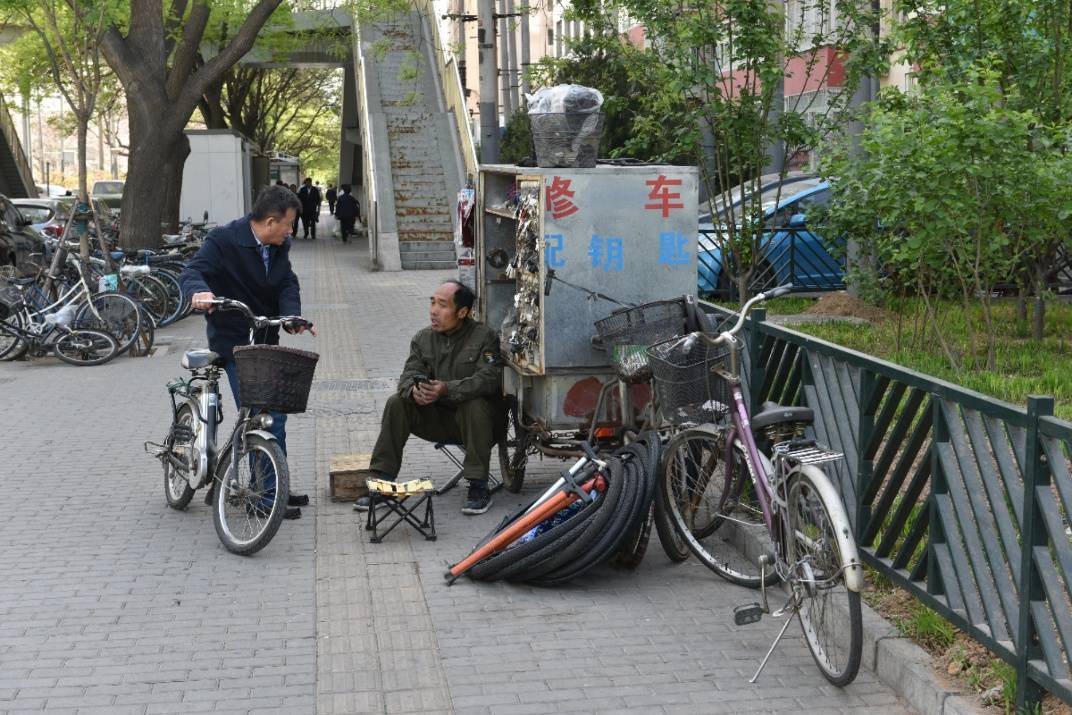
[88,0,292,249]
[820,71,1072,370]
[0,1,119,202]
[574,0,889,299]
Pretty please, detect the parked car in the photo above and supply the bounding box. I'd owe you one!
[12,197,76,238]
[0,195,46,274]
[91,180,124,210]
[697,173,844,296]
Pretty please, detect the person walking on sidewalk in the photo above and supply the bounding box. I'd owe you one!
[179,185,316,520]
[354,281,502,515]
[334,184,358,243]
[297,177,321,240]
[326,184,337,216]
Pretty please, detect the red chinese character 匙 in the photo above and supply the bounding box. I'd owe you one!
[644,175,684,218]
[546,176,579,219]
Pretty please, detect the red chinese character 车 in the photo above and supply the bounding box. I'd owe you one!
[645,175,684,218]
[546,176,579,219]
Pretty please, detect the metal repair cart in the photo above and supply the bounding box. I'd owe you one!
[476,164,698,492]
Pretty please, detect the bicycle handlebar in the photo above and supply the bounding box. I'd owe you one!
[689,284,793,348]
[207,298,314,333]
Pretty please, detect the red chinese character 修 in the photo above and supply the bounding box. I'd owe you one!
[644,175,684,218]
[546,176,579,219]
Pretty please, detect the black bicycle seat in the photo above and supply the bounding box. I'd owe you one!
[752,403,814,430]
[181,349,223,370]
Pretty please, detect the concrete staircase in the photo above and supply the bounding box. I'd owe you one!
[376,16,458,270]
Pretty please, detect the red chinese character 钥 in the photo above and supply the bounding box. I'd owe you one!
[546,176,579,219]
[644,175,684,218]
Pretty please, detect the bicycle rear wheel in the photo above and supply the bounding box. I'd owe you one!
[53,329,119,366]
[497,396,529,493]
[660,428,777,587]
[163,403,198,509]
[126,274,170,326]
[213,432,289,555]
[787,468,862,686]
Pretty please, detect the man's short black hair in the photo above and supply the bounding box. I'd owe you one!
[341,183,352,193]
[445,280,476,313]
[252,185,301,220]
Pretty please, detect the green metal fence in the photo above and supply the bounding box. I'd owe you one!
[704,303,1072,709]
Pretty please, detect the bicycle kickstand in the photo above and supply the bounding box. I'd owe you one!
[749,606,797,684]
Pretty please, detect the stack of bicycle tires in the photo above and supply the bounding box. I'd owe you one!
[458,434,661,585]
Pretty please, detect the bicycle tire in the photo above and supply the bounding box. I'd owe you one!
[127,305,156,357]
[787,467,862,686]
[0,308,28,361]
[661,427,777,588]
[610,504,654,569]
[163,402,198,510]
[213,433,289,555]
[126,274,169,326]
[53,329,119,366]
[74,292,142,356]
[150,268,185,326]
[497,396,529,493]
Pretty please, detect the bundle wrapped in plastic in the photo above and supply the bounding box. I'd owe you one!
[526,84,606,168]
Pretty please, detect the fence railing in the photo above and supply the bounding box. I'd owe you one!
[697,226,846,299]
[702,301,1072,709]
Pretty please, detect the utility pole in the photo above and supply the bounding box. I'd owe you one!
[519,4,531,99]
[21,94,32,178]
[505,0,520,113]
[36,98,44,178]
[478,0,500,163]
[497,0,514,119]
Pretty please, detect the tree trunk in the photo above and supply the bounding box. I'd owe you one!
[161,135,191,232]
[119,109,186,250]
[1033,294,1045,341]
[76,117,91,260]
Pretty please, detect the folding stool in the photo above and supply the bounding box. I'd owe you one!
[365,478,437,543]
[433,441,504,495]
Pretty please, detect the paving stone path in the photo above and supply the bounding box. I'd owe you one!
[0,216,913,714]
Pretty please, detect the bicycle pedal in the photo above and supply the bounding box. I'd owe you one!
[734,603,764,626]
[170,424,195,443]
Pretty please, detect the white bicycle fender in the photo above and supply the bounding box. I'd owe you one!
[244,429,276,442]
[799,464,864,592]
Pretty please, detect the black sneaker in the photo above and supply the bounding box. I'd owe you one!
[462,481,492,515]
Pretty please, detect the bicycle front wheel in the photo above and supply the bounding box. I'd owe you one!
[0,308,28,361]
[53,329,119,366]
[213,433,290,555]
[787,468,862,686]
[660,428,776,587]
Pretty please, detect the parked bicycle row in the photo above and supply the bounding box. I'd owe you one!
[0,202,206,367]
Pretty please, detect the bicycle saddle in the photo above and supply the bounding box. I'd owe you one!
[751,402,814,430]
[181,349,224,370]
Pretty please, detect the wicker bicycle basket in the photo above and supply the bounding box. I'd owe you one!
[645,335,732,425]
[233,345,320,414]
[593,300,687,382]
[0,282,24,321]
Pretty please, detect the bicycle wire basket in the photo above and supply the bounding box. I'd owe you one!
[0,280,24,321]
[233,345,320,414]
[593,300,687,383]
[646,334,733,425]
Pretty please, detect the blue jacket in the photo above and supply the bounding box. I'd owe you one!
[180,216,302,361]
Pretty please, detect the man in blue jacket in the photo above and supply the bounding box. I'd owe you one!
[180,185,315,519]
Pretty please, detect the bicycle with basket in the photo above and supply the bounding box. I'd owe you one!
[145,298,318,555]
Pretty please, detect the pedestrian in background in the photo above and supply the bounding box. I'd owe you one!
[335,184,357,244]
[289,183,299,235]
[326,184,337,216]
[298,177,321,240]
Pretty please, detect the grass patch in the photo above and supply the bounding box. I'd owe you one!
[729,295,1072,420]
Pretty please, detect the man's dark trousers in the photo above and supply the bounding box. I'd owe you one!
[370,394,496,481]
[300,214,316,239]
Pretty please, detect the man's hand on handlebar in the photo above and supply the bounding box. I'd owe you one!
[191,291,217,312]
[283,319,318,337]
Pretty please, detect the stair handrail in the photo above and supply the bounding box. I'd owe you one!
[413,0,478,182]
[0,94,36,197]
[352,17,380,264]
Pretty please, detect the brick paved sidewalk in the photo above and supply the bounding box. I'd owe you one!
[0,221,913,714]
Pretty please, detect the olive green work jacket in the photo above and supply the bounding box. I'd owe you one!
[396,318,502,407]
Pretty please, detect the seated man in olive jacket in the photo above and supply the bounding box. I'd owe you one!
[355,280,502,515]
